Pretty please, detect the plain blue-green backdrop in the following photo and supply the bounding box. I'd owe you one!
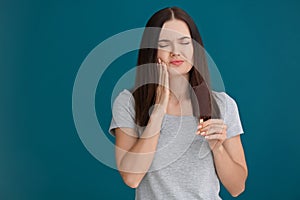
[1,0,300,199]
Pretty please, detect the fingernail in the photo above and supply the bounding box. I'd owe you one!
[198,125,202,129]
[199,119,204,124]
[158,58,161,63]
[200,132,205,136]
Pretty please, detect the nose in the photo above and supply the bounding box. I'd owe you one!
[170,43,180,56]
[170,51,180,57]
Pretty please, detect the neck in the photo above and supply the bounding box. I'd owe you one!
[168,73,190,103]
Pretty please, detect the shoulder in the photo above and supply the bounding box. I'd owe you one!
[112,89,136,119]
[115,89,134,102]
[212,90,238,109]
[113,89,135,108]
[211,90,241,120]
[109,89,137,137]
[212,90,244,138]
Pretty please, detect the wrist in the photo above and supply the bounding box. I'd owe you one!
[151,106,166,118]
[212,144,224,155]
[148,108,165,127]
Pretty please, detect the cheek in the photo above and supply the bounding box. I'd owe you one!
[157,49,169,60]
[181,47,194,65]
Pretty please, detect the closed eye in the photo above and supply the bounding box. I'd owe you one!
[158,41,171,48]
[158,44,169,48]
[178,36,191,45]
[180,41,190,45]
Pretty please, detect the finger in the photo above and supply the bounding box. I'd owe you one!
[197,124,227,133]
[159,62,163,87]
[165,73,169,96]
[164,63,169,89]
[203,126,226,136]
[197,121,226,130]
[161,63,165,90]
[197,119,204,129]
[200,119,224,128]
[163,62,168,89]
[196,127,224,136]
[195,119,204,134]
[204,133,226,140]
[156,63,162,102]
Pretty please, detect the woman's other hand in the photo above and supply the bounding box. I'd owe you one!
[154,58,170,114]
[196,119,227,151]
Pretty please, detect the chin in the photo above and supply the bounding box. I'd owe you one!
[168,65,192,76]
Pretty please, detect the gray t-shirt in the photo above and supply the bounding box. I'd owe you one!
[109,89,244,200]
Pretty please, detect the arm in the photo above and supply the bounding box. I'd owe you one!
[115,59,169,188]
[212,135,248,197]
[115,109,165,188]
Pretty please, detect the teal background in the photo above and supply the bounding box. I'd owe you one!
[1,0,300,199]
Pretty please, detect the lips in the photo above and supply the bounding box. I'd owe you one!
[170,60,184,66]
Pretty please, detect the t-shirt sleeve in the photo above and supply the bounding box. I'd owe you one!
[223,93,244,139]
[108,89,137,137]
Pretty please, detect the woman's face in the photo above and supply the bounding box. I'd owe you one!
[157,19,194,77]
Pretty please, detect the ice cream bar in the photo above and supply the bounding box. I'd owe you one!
[192,82,212,122]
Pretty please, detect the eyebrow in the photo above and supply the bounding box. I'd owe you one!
[178,36,191,40]
[158,36,191,42]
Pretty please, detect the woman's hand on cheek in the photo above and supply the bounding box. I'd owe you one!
[196,119,227,151]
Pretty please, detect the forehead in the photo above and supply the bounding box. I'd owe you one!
[159,19,191,39]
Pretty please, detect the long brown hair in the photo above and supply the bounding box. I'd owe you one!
[130,6,220,127]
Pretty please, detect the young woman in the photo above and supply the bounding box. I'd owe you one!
[109,6,248,200]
